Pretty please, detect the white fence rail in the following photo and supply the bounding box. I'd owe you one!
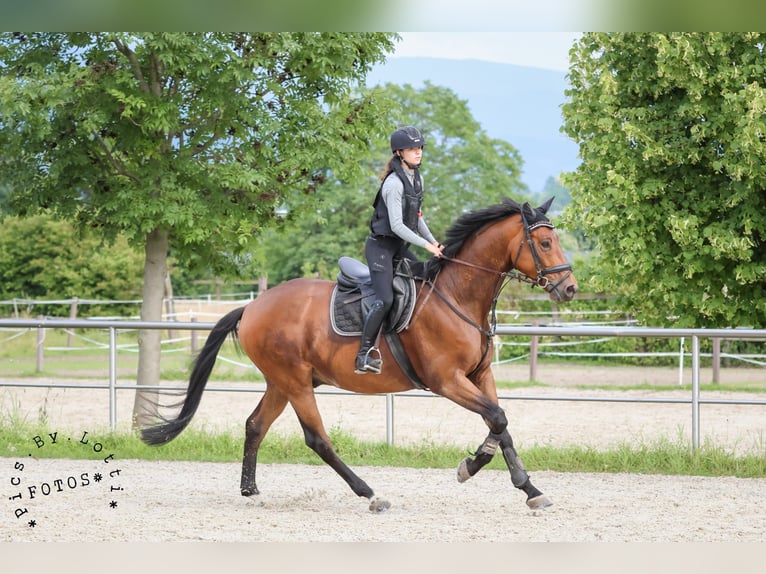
[1,318,765,451]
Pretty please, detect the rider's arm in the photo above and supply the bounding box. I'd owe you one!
[418,214,437,245]
[381,176,429,249]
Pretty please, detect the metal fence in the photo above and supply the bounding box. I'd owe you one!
[1,317,765,450]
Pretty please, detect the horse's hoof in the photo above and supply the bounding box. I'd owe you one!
[526,494,553,509]
[368,496,391,513]
[457,458,472,483]
[241,487,259,497]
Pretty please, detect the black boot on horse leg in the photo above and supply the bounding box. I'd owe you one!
[457,434,499,483]
[355,300,386,374]
[457,430,552,509]
[498,430,552,509]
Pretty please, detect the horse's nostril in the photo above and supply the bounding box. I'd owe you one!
[567,284,578,298]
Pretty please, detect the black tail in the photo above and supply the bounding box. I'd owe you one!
[140,306,246,445]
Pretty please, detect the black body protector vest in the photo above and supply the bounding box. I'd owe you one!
[369,156,423,237]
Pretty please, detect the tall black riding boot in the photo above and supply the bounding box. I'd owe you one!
[355,300,386,374]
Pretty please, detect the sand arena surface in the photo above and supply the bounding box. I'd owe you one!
[1,363,765,542]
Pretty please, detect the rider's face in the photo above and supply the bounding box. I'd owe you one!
[399,146,423,166]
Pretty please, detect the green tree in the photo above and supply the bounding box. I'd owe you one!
[0,32,396,426]
[561,32,766,327]
[0,214,144,316]
[257,81,528,284]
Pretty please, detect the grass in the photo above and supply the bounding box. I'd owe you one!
[1,418,764,479]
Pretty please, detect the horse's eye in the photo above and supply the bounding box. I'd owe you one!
[540,240,552,250]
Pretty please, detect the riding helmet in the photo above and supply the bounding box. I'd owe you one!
[390,126,426,153]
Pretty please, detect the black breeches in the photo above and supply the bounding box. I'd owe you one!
[365,235,418,312]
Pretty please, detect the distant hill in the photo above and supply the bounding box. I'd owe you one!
[365,57,580,193]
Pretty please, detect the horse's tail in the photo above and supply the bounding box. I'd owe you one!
[140,306,246,446]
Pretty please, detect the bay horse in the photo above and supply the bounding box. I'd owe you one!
[141,197,578,512]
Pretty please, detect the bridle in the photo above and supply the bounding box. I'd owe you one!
[441,212,573,297]
[414,212,573,338]
[516,209,573,295]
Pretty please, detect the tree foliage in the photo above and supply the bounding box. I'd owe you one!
[0,214,144,315]
[0,32,396,272]
[257,81,528,284]
[561,32,766,327]
[0,32,397,424]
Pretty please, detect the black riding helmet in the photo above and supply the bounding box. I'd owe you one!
[390,126,426,153]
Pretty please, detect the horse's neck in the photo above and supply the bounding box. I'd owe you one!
[440,218,523,318]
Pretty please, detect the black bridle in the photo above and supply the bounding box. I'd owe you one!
[517,210,573,297]
[411,213,573,378]
[439,212,573,299]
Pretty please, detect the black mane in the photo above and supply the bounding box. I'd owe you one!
[413,197,551,280]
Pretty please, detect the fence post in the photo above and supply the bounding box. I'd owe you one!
[712,338,721,384]
[691,335,700,451]
[67,297,79,347]
[36,315,44,373]
[109,326,117,431]
[678,337,685,386]
[529,320,539,382]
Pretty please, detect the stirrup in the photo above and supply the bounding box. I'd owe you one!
[354,347,382,375]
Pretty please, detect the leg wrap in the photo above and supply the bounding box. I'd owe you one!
[501,445,530,488]
[478,436,499,456]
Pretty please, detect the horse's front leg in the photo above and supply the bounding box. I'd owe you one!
[456,432,500,482]
[455,365,553,509]
[497,429,552,509]
[455,364,505,482]
[458,429,551,509]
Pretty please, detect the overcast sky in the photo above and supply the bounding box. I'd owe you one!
[391,32,582,72]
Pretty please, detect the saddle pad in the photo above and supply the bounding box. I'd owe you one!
[330,274,416,336]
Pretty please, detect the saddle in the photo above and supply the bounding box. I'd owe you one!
[330,256,416,337]
[331,257,427,390]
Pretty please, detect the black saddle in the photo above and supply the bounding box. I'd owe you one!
[330,256,416,336]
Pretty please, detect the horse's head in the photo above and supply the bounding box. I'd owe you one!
[428,197,578,302]
[513,198,578,302]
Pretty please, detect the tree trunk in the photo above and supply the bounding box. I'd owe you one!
[132,227,169,430]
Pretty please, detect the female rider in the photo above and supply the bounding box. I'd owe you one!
[355,126,444,374]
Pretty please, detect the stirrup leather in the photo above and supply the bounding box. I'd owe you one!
[355,347,382,374]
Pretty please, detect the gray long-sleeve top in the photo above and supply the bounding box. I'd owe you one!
[380,170,437,250]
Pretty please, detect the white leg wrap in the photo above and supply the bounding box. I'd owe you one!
[480,437,499,455]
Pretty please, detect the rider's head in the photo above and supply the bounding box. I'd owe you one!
[390,126,425,169]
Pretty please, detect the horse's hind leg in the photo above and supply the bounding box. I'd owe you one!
[290,391,391,513]
[240,383,288,497]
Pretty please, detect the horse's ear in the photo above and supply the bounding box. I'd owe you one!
[521,202,536,220]
[538,196,555,214]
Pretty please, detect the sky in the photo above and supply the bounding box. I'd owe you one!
[390,32,582,72]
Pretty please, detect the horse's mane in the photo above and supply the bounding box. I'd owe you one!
[412,197,551,280]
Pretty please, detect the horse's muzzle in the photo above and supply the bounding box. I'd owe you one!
[545,271,578,302]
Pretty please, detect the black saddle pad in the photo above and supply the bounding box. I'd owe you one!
[330,274,416,336]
